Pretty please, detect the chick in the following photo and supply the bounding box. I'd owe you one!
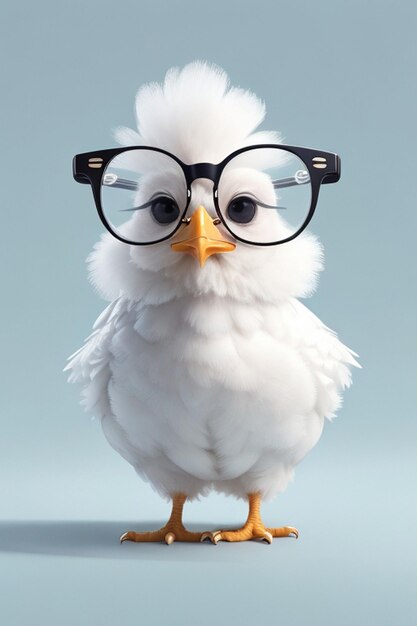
[66,62,359,544]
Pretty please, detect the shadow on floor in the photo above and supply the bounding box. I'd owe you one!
[0,520,266,562]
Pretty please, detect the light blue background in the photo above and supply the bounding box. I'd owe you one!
[1,0,416,624]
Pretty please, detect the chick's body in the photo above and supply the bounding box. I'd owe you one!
[70,288,355,503]
[66,62,358,543]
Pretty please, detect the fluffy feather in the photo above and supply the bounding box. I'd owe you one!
[66,61,359,502]
[115,61,281,163]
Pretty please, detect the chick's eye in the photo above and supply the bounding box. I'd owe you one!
[226,196,257,224]
[150,196,180,224]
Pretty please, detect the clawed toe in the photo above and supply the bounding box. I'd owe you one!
[120,531,137,543]
[200,531,221,544]
[266,525,299,539]
[164,532,176,544]
[261,531,273,544]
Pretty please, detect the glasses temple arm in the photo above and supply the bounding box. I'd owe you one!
[101,175,138,190]
[77,172,337,190]
[273,171,339,189]
[273,174,310,189]
[99,174,313,191]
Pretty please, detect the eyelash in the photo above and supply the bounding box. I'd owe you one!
[119,193,177,213]
[229,193,285,210]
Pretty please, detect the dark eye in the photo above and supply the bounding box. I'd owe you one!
[226,196,257,224]
[150,196,180,224]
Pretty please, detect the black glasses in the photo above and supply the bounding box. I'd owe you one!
[73,144,340,246]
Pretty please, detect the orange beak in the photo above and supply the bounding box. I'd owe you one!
[171,205,236,267]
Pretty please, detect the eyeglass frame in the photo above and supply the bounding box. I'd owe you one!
[73,144,341,247]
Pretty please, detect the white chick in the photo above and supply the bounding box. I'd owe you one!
[66,62,359,544]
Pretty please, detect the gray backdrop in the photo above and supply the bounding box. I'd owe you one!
[1,0,416,624]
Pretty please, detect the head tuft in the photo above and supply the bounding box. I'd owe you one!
[114,61,281,163]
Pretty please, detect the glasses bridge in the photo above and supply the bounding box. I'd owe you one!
[187,162,218,183]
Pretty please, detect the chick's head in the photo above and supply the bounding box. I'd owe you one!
[88,62,323,306]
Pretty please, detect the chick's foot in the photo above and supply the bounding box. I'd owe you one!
[203,523,298,544]
[120,492,207,544]
[120,524,203,544]
[201,492,298,544]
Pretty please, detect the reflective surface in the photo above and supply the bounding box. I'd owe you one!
[217,148,312,243]
[101,149,188,243]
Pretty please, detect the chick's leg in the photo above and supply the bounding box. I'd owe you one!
[120,493,202,544]
[204,492,298,544]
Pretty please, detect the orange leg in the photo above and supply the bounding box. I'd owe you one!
[202,492,299,544]
[120,493,204,544]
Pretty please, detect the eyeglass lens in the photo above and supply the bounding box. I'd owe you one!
[100,149,188,244]
[217,148,312,244]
